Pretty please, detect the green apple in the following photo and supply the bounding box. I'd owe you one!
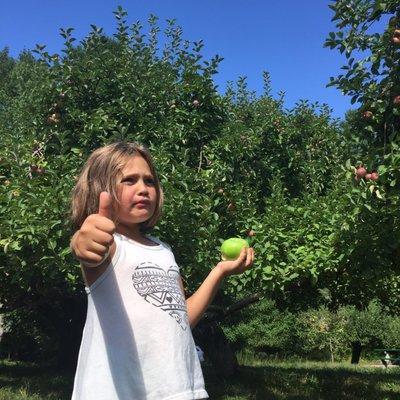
[221,238,249,261]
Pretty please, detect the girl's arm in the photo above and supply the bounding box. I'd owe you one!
[182,247,254,328]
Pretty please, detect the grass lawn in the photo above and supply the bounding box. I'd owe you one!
[1,357,400,399]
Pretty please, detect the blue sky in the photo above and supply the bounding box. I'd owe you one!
[0,1,367,119]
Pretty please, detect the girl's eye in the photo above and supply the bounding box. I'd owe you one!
[145,178,155,185]
[121,177,155,186]
[121,178,135,185]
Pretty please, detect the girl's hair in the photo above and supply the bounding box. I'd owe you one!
[70,142,163,231]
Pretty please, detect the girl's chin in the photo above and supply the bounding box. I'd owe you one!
[119,212,152,226]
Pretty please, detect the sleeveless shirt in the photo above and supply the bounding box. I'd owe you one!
[71,233,208,400]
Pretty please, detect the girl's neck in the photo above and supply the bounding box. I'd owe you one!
[116,223,143,241]
[116,223,155,246]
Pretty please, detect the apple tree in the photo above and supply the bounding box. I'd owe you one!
[0,5,374,364]
[319,0,400,313]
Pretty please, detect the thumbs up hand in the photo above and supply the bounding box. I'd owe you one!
[71,192,116,267]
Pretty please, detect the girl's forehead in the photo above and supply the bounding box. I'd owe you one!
[121,155,151,174]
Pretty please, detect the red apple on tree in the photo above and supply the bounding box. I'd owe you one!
[365,173,372,180]
[246,230,256,246]
[370,171,379,181]
[30,164,45,175]
[393,95,400,106]
[392,29,400,44]
[47,112,61,124]
[227,202,236,211]
[356,166,367,178]
[362,111,373,119]
[247,229,256,237]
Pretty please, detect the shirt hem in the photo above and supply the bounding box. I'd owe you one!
[161,389,209,400]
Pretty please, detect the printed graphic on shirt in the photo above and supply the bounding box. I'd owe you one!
[132,262,189,330]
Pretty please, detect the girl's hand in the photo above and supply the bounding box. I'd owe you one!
[216,247,254,278]
[71,192,116,267]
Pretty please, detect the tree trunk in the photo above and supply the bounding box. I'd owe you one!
[351,341,362,364]
[192,319,238,377]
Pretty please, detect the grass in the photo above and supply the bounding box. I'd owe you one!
[204,355,400,400]
[0,360,73,400]
[1,356,400,399]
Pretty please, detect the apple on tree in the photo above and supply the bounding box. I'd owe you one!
[356,166,367,178]
[392,29,400,44]
[247,229,256,237]
[30,165,45,175]
[370,171,379,181]
[227,202,236,211]
[362,111,373,119]
[47,112,61,124]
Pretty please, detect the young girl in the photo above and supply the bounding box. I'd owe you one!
[69,142,254,400]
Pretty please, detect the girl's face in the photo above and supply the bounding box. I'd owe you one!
[116,155,157,229]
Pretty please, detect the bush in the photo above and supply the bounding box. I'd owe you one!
[222,298,297,356]
[382,316,400,349]
[223,299,393,363]
[296,306,349,362]
[1,3,398,363]
[0,9,345,364]
[340,300,386,350]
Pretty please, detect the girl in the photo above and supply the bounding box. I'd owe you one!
[69,142,254,400]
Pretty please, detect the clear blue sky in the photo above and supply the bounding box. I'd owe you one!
[0,0,366,119]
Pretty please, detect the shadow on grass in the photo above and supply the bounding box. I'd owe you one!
[203,362,400,400]
[0,361,74,400]
[2,359,400,400]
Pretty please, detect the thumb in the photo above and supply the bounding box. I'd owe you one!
[98,191,113,219]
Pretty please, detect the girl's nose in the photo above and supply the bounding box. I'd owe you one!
[137,179,149,194]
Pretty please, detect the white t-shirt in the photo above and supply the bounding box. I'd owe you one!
[71,233,209,400]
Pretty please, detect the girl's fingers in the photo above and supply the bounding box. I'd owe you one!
[80,250,105,265]
[236,247,247,265]
[245,247,252,267]
[87,241,109,256]
[92,230,114,247]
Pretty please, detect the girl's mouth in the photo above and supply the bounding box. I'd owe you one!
[134,200,150,208]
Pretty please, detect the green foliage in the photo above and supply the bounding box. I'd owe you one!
[338,300,386,347]
[296,306,349,362]
[322,0,400,311]
[1,4,399,363]
[224,299,391,362]
[223,299,297,355]
[296,301,386,361]
[382,316,400,348]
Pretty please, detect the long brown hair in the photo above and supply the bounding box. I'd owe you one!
[70,142,163,231]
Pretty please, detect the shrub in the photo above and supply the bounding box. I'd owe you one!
[296,306,349,362]
[339,300,386,350]
[222,298,297,356]
[381,316,400,349]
